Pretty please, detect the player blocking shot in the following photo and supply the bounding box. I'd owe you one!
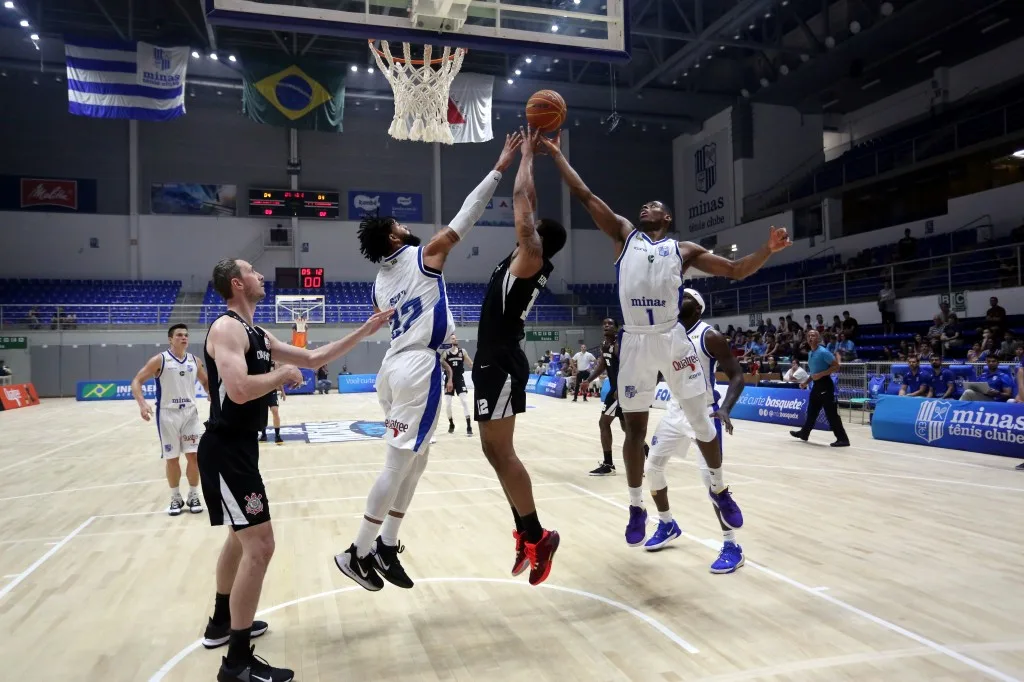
[197,258,392,682]
[130,323,210,516]
[474,126,567,586]
[442,333,474,436]
[334,133,523,592]
[543,131,791,545]
[644,290,747,573]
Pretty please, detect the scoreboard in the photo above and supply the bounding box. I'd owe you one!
[276,267,325,290]
[248,189,340,219]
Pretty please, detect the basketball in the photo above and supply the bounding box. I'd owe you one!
[525,90,567,133]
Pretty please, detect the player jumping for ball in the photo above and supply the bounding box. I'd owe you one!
[542,132,791,545]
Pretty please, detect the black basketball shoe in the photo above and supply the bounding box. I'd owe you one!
[448,419,455,434]
[217,646,293,682]
[371,537,414,589]
[334,543,384,591]
[202,618,270,649]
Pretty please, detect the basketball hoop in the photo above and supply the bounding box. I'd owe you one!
[369,39,467,144]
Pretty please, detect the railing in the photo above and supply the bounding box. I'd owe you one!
[1,242,1020,330]
[745,97,1024,216]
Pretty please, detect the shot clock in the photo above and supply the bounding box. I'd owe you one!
[275,267,325,290]
[249,189,339,219]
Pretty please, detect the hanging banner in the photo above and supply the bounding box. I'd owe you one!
[677,126,734,235]
[348,191,423,222]
[479,196,515,226]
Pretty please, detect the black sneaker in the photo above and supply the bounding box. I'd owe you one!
[217,645,293,682]
[168,496,184,516]
[334,543,384,591]
[589,462,616,476]
[1016,462,1024,471]
[259,432,268,442]
[466,425,473,437]
[371,537,414,589]
[202,618,270,649]
[274,435,284,446]
[790,430,809,442]
[448,419,455,434]
[186,491,203,514]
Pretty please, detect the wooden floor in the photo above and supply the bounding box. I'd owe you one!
[2,392,1024,682]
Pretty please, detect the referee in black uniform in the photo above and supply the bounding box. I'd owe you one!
[197,258,392,682]
[790,329,850,447]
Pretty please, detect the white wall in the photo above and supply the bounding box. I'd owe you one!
[705,286,1024,331]
[0,211,131,279]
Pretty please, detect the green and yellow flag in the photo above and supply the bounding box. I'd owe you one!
[241,57,345,131]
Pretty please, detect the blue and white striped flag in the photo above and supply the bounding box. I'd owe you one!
[64,36,190,121]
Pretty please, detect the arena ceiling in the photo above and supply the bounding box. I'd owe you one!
[1,0,1022,129]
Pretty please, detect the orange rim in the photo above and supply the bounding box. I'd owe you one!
[368,39,466,65]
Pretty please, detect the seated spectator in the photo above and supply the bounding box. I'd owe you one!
[979,338,996,361]
[999,332,1020,360]
[762,333,779,359]
[881,346,894,361]
[830,314,842,334]
[899,357,929,397]
[960,356,1014,402]
[917,344,932,362]
[815,313,826,332]
[762,355,781,375]
[967,343,982,362]
[841,311,859,340]
[937,301,952,324]
[316,366,331,394]
[825,333,838,354]
[27,307,40,329]
[836,333,856,360]
[926,315,945,346]
[985,296,1008,337]
[941,314,964,352]
[927,357,956,399]
[783,359,809,384]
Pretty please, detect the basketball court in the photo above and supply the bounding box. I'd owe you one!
[2,392,1023,681]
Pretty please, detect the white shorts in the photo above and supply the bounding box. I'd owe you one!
[376,350,443,455]
[649,398,722,463]
[618,323,707,412]
[158,405,202,459]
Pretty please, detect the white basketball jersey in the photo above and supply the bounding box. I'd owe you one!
[373,245,455,360]
[685,320,720,406]
[156,350,198,412]
[616,230,684,333]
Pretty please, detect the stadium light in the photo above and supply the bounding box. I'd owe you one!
[191,51,200,59]
[1013,150,1024,159]
[29,32,38,40]
[19,18,28,26]
[209,53,218,60]
[228,55,236,62]
[507,78,514,84]
[350,64,357,72]
[4,1,15,9]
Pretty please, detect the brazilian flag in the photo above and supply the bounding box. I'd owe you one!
[241,57,345,131]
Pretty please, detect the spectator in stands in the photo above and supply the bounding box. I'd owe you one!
[899,339,911,357]
[802,314,813,331]
[897,229,917,261]
[837,333,856,360]
[979,338,996,361]
[762,356,781,376]
[967,343,982,362]
[926,315,945,350]
[762,333,779,359]
[986,297,1008,337]
[831,315,842,334]
[881,346,894,361]
[927,357,956,399]
[937,301,952,324]
[1013,348,1024,406]
[815,314,826,332]
[917,344,933,361]
[960,356,1014,402]
[764,319,776,334]
[316,366,331,394]
[941,314,964,353]
[783,358,808,384]
[824,333,837,354]
[776,317,787,334]
[899,357,929,397]
[841,311,859,340]
[1000,332,1021,360]
[27,307,40,329]
[879,281,896,336]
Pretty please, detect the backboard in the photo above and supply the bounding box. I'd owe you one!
[205,0,630,63]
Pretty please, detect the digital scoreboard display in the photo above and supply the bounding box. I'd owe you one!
[276,267,325,290]
[249,189,340,219]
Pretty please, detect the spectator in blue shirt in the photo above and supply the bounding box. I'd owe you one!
[960,356,1014,402]
[899,357,929,397]
[927,357,955,399]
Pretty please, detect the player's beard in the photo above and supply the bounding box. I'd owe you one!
[402,232,422,247]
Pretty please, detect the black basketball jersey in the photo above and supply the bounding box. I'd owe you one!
[445,347,466,377]
[602,337,620,391]
[204,310,272,433]
[478,251,554,348]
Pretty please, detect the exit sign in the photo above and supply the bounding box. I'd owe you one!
[0,336,27,349]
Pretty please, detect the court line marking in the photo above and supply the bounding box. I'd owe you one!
[566,482,1021,682]
[0,417,139,474]
[148,576,699,681]
[0,516,96,602]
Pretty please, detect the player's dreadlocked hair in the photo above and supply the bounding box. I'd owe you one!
[357,215,397,263]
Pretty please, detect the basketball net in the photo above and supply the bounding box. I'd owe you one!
[369,40,467,144]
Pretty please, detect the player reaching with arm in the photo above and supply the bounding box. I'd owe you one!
[539,132,791,545]
[131,323,209,516]
[196,258,391,682]
[334,133,522,592]
[643,290,747,573]
[474,126,567,585]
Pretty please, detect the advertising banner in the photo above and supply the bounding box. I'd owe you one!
[480,196,515,226]
[527,374,567,399]
[678,126,734,235]
[0,383,39,411]
[77,379,209,401]
[650,381,830,430]
[872,395,1024,458]
[337,374,378,394]
[150,183,237,216]
[348,191,423,222]
[0,175,98,213]
[284,368,317,395]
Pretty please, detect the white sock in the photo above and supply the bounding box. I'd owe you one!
[658,510,673,523]
[458,392,471,418]
[171,488,182,500]
[445,395,453,420]
[354,518,382,558]
[723,530,736,545]
[189,486,198,496]
[628,486,644,506]
[380,515,402,547]
[707,467,726,493]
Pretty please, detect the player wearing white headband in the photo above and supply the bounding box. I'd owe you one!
[642,288,749,574]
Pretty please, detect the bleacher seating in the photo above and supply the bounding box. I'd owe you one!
[0,279,180,326]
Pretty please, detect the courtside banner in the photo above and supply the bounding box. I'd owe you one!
[285,368,317,395]
[337,374,377,394]
[872,395,1024,458]
[0,383,40,410]
[77,379,209,401]
[527,375,567,398]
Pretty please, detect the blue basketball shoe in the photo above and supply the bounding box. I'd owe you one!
[710,541,745,574]
[625,505,648,546]
[708,487,743,529]
[643,519,681,551]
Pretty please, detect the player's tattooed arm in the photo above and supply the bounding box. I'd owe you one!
[130,353,163,421]
[536,131,632,248]
[705,330,745,435]
[680,225,792,281]
[510,126,545,277]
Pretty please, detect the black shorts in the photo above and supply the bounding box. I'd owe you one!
[603,389,623,420]
[197,427,270,530]
[472,345,529,422]
[445,372,468,396]
[266,391,279,408]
